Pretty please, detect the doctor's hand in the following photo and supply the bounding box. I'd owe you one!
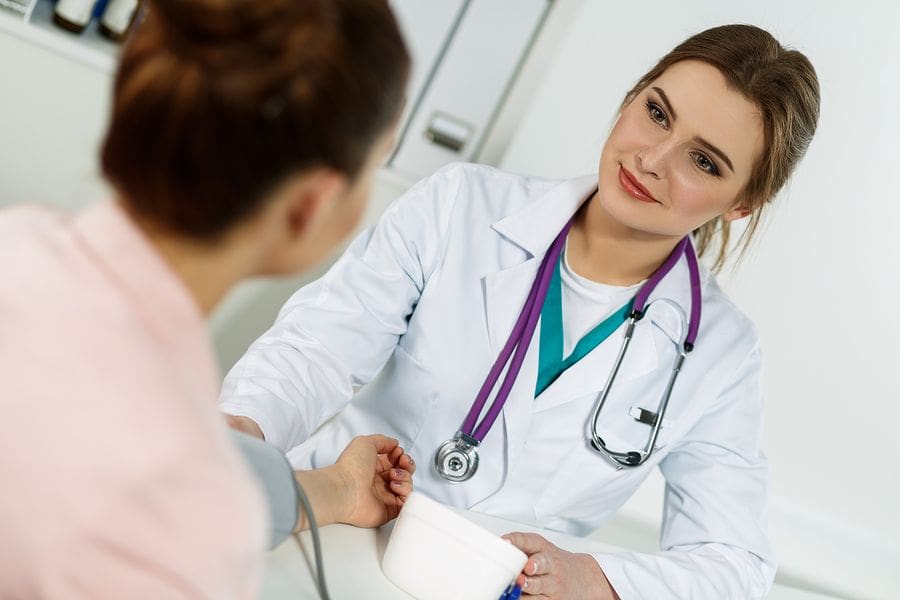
[502,533,620,600]
[332,434,415,528]
[224,414,265,440]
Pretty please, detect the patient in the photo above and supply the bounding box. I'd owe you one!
[0,0,411,597]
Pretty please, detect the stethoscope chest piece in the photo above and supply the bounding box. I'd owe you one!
[434,432,480,482]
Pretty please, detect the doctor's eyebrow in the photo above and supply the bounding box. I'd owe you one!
[652,86,678,121]
[694,136,734,174]
[651,85,735,175]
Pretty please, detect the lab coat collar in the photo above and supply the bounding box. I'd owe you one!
[491,174,597,257]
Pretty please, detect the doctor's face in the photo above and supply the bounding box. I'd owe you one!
[596,60,764,239]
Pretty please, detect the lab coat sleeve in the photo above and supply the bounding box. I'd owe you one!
[219,164,464,452]
[590,345,777,599]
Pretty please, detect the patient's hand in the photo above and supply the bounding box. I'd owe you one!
[333,435,415,528]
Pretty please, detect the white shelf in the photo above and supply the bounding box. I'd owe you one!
[0,0,118,72]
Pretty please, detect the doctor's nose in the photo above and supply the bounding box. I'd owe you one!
[635,145,667,180]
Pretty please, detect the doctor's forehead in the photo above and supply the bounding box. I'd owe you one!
[648,60,764,173]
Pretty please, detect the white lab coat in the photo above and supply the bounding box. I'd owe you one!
[221,163,776,598]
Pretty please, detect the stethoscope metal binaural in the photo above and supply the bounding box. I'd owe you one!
[433,217,702,482]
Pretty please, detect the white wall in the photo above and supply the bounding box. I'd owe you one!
[499,2,900,598]
[0,19,112,209]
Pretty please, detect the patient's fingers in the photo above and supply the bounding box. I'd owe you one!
[389,479,413,497]
[390,468,411,482]
[398,452,416,475]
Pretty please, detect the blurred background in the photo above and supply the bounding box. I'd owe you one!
[1,1,898,598]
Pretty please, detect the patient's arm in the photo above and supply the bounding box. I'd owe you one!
[229,430,415,548]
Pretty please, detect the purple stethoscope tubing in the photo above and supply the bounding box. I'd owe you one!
[460,220,574,441]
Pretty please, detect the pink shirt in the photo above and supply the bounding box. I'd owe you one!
[0,201,268,598]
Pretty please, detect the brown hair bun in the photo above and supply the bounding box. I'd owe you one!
[102,0,409,238]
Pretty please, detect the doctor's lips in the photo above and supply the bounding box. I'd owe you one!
[618,165,658,203]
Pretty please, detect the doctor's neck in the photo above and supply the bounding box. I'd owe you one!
[566,191,683,287]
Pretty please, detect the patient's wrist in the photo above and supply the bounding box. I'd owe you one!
[293,466,346,531]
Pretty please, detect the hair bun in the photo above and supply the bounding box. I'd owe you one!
[104,0,409,238]
[148,0,304,60]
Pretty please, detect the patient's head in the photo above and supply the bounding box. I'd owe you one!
[102,0,409,271]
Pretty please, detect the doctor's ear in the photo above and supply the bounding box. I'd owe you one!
[722,205,752,222]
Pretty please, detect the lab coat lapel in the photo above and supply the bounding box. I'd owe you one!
[483,174,598,352]
[479,258,541,493]
[480,174,597,473]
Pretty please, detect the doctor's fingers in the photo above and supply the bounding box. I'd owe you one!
[502,532,553,556]
[520,573,557,597]
[524,551,554,577]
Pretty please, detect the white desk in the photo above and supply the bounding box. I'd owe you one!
[261,511,840,599]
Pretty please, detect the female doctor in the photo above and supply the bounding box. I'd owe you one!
[223,24,820,598]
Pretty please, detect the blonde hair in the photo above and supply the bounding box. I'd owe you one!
[622,24,820,271]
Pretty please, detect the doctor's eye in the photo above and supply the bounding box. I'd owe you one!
[691,151,721,177]
[645,99,669,129]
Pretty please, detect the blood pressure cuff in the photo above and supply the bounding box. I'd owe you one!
[229,430,300,549]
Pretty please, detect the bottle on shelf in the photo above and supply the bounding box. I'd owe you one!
[52,0,99,34]
[98,0,142,42]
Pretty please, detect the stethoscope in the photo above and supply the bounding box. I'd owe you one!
[433,217,702,482]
